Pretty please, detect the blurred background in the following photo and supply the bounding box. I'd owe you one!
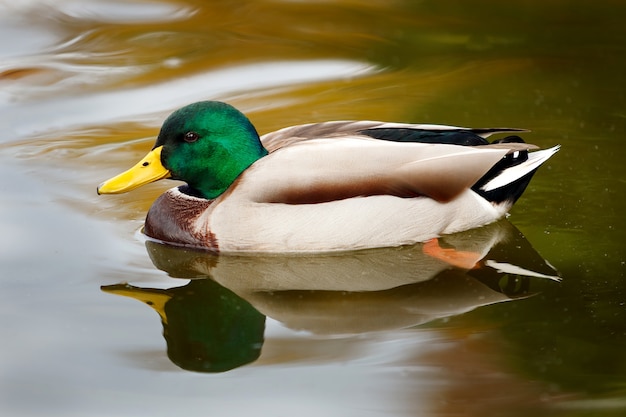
[0,1,624,416]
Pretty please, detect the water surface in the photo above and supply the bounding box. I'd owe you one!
[1,1,624,416]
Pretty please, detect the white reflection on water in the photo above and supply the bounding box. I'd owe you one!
[0,60,374,140]
[0,0,194,105]
[0,0,373,140]
[0,0,191,59]
[0,0,192,23]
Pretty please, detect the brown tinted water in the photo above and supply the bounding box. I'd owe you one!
[0,1,624,416]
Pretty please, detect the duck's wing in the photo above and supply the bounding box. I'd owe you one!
[260,121,527,152]
[243,137,520,204]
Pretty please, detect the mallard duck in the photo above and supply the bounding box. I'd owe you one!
[98,101,559,253]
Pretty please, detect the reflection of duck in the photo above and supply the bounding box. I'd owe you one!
[103,222,558,360]
[147,220,558,293]
[147,220,558,335]
[98,101,559,252]
[102,279,264,373]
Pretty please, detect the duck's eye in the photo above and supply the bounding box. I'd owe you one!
[184,131,199,143]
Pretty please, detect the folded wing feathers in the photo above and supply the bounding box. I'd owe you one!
[252,138,512,204]
[257,122,547,204]
[394,147,508,202]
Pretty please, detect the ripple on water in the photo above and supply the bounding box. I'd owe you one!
[0,60,375,141]
[1,0,194,24]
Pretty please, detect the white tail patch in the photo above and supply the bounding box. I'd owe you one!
[480,145,560,192]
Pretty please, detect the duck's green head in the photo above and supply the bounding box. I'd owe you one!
[97,101,268,199]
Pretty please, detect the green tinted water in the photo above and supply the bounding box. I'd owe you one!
[0,1,624,416]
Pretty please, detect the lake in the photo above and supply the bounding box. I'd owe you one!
[0,1,624,416]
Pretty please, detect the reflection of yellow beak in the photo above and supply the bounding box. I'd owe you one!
[97,146,171,194]
[101,283,171,324]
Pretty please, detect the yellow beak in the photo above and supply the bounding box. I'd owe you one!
[97,146,171,194]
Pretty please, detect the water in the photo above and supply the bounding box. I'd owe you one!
[0,1,624,416]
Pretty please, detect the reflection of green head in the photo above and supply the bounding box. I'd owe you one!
[163,279,265,372]
[102,279,265,373]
